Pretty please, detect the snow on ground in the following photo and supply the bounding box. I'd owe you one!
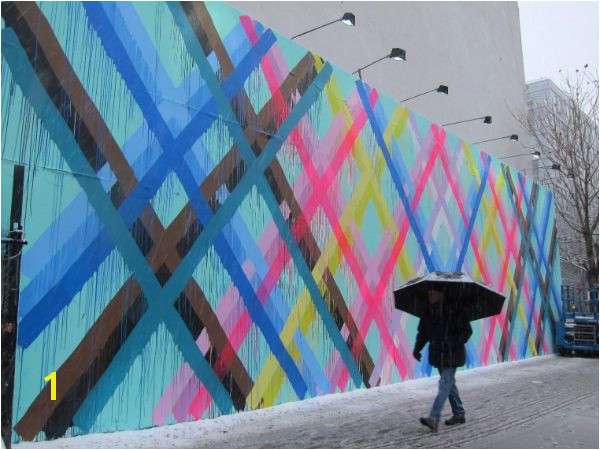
[13,354,599,448]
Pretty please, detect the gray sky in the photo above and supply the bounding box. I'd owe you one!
[518,1,599,87]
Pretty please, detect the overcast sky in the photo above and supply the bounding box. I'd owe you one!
[518,1,599,88]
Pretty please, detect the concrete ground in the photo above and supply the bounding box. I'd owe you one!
[14,355,599,449]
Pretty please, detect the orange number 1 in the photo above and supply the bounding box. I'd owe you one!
[44,372,56,400]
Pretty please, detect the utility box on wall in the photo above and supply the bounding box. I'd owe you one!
[1,1,561,443]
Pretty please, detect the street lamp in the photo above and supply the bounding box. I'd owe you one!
[442,115,492,127]
[401,85,448,102]
[353,48,406,80]
[291,12,356,39]
[472,134,519,145]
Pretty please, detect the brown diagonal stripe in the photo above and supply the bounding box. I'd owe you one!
[186,2,375,384]
[534,225,559,353]
[14,199,253,439]
[15,208,251,441]
[147,223,254,405]
[42,291,149,439]
[12,0,373,439]
[8,4,250,438]
[181,285,251,410]
[173,287,250,412]
[264,163,375,386]
[2,1,162,260]
[499,171,539,359]
[11,3,321,438]
[5,2,136,193]
[503,174,558,356]
[498,171,532,358]
[14,277,142,440]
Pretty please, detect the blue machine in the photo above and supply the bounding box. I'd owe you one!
[556,285,599,356]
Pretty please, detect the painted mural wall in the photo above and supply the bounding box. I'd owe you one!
[1,1,561,442]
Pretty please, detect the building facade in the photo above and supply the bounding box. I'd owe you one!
[1,1,561,442]
[525,78,593,287]
[229,1,534,166]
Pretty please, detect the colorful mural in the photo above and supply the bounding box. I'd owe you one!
[1,1,561,442]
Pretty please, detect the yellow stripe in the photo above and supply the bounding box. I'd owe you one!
[248,68,417,405]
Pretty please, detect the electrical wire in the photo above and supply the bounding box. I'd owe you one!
[1,251,23,261]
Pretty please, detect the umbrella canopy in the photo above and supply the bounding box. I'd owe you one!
[393,271,506,321]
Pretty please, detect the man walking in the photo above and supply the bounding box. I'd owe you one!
[412,288,472,432]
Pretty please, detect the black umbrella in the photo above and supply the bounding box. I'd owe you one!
[393,271,506,321]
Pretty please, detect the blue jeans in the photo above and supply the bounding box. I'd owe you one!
[430,367,465,422]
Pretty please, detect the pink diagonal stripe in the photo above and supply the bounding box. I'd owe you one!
[241,19,407,385]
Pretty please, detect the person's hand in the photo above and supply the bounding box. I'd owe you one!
[412,349,421,361]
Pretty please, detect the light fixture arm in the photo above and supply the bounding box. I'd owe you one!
[400,85,447,103]
[353,48,405,80]
[472,135,513,145]
[498,152,538,160]
[401,88,437,103]
[538,164,561,171]
[352,54,390,75]
[291,17,345,39]
[442,116,488,127]
[538,175,563,183]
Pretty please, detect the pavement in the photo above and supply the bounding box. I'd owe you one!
[14,354,599,449]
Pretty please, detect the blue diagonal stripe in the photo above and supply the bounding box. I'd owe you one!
[455,154,491,271]
[17,5,276,346]
[168,2,364,387]
[518,178,554,357]
[1,27,234,422]
[74,6,339,427]
[502,169,539,359]
[371,99,444,270]
[356,81,435,272]
[86,2,311,398]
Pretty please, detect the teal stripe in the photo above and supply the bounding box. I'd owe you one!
[168,2,363,387]
[503,169,539,359]
[73,17,339,425]
[52,5,339,427]
[1,28,159,297]
[540,230,561,350]
[161,307,233,406]
[1,28,234,429]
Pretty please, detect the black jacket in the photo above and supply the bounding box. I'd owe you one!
[414,303,472,369]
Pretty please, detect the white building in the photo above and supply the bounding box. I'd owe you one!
[229,1,533,166]
[525,78,591,287]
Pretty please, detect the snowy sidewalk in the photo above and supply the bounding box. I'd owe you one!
[14,355,599,449]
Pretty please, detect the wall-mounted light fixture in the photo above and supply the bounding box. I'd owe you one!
[531,163,576,180]
[353,48,406,80]
[442,116,492,127]
[291,12,355,39]
[523,163,563,175]
[401,85,448,102]
[472,134,519,145]
[341,13,356,26]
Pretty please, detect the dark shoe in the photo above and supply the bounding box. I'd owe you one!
[445,415,466,426]
[419,417,439,432]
